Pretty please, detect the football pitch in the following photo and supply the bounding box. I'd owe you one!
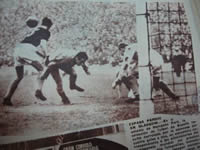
[0,66,198,136]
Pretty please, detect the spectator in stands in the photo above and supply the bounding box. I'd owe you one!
[171,47,187,77]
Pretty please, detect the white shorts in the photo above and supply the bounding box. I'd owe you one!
[14,43,44,66]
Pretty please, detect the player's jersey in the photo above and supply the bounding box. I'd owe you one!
[149,49,164,76]
[54,56,88,75]
[123,45,138,63]
[56,57,75,72]
[117,44,138,80]
[150,49,164,68]
[21,27,50,47]
[121,45,138,75]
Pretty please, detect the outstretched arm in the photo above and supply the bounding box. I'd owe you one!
[81,63,90,75]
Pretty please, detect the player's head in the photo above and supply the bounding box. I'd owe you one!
[26,16,39,28]
[74,52,88,65]
[42,17,53,30]
[118,43,128,54]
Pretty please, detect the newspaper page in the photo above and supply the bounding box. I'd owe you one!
[0,0,200,149]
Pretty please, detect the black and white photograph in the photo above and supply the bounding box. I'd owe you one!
[0,0,199,139]
[146,2,198,114]
[0,0,139,137]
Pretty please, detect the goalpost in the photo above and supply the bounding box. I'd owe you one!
[136,0,154,116]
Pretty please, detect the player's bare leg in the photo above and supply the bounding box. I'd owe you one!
[35,77,47,101]
[3,66,24,106]
[34,65,53,101]
[51,69,71,105]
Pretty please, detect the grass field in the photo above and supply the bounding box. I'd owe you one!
[0,65,198,137]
